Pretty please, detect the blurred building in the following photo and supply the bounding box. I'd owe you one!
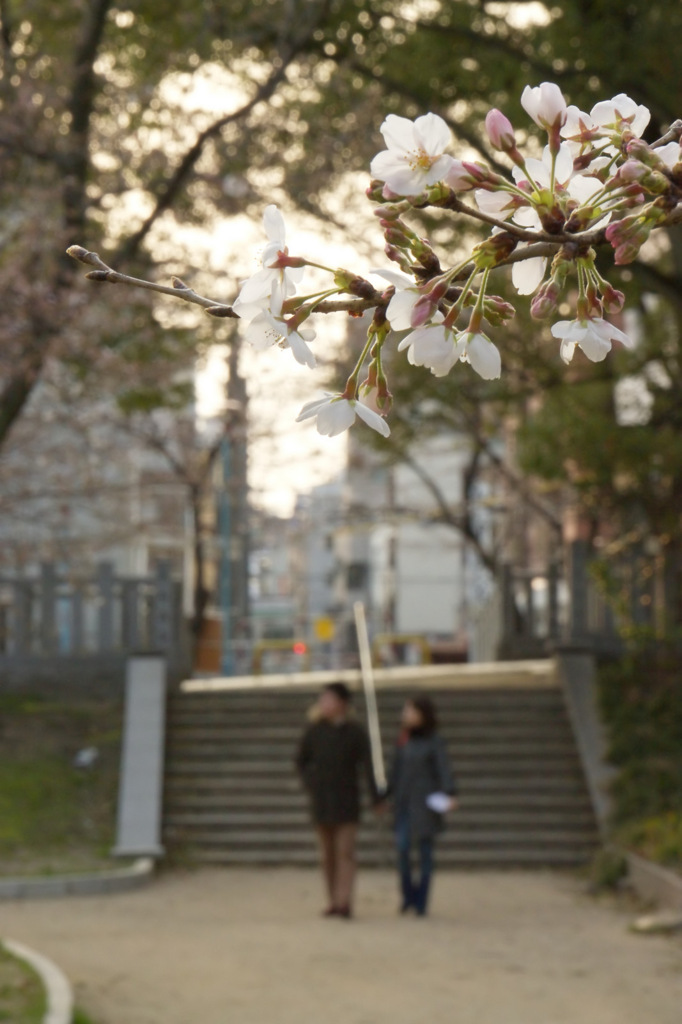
[287,429,494,668]
[0,394,191,579]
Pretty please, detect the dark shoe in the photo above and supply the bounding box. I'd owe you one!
[400,901,414,915]
[336,905,353,919]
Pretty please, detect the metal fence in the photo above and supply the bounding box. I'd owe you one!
[496,540,682,660]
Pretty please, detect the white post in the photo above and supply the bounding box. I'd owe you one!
[112,655,167,857]
[353,601,386,792]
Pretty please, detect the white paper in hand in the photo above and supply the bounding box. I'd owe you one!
[426,792,452,814]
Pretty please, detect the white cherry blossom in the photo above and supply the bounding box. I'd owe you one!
[551,317,633,364]
[455,330,502,379]
[398,323,458,376]
[521,82,567,130]
[370,268,422,330]
[296,393,391,438]
[562,93,650,144]
[590,93,650,137]
[370,113,455,195]
[233,205,304,318]
[508,145,604,295]
[243,307,316,368]
[398,324,501,380]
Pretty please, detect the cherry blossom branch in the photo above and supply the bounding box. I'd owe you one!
[67,79,682,444]
[651,119,682,148]
[66,246,239,318]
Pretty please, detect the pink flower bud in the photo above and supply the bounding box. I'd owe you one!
[443,159,477,191]
[409,280,448,328]
[485,109,516,152]
[366,181,386,201]
[530,281,560,320]
[483,294,516,326]
[617,159,647,183]
[373,205,402,221]
[601,284,625,314]
[461,161,495,184]
[613,240,642,265]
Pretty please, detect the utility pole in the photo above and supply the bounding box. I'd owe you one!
[218,339,249,675]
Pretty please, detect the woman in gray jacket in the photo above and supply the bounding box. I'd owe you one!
[389,695,457,916]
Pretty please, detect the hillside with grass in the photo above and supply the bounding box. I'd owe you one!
[0,693,122,875]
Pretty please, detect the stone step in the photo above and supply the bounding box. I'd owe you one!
[163,790,594,812]
[171,696,564,716]
[164,772,587,794]
[164,809,597,830]
[163,680,599,868]
[185,846,595,867]
[164,745,577,770]
[170,695,564,718]
[165,758,584,779]
[164,827,598,849]
[167,722,576,741]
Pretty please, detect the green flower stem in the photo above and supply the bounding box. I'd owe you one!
[343,322,382,399]
[443,267,481,329]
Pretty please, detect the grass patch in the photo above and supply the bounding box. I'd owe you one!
[599,645,682,871]
[0,694,122,875]
[73,1008,100,1024]
[0,946,46,1024]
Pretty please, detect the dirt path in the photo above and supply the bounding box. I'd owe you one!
[2,869,681,1024]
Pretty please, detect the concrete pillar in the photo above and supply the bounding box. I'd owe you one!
[112,655,167,858]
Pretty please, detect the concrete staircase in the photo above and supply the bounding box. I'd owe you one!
[163,667,600,868]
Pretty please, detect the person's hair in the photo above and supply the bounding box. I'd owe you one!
[324,681,352,704]
[409,695,438,735]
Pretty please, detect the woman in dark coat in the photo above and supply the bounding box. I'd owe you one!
[295,682,380,918]
[389,695,457,916]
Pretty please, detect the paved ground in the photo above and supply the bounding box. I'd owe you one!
[2,868,682,1023]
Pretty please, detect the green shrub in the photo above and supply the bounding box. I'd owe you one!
[598,645,682,868]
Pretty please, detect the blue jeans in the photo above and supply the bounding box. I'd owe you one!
[395,814,434,915]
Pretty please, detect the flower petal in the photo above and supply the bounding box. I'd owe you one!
[554,143,574,184]
[466,333,502,380]
[243,312,282,350]
[413,112,452,155]
[316,400,356,437]
[379,114,417,152]
[578,330,611,362]
[287,330,317,369]
[354,401,391,437]
[560,338,577,364]
[387,288,419,331]
[296,394,336,423]
[370,149,408,181]
[263,205,286,244]
[370,268,415,288]
[512,254,547,296]
[475,189,515,219]
[551,319,587,343]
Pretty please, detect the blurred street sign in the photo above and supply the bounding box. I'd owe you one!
[314,616,335,642]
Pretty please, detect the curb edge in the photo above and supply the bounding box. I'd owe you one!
[2,937,74,1024]
[0,856,155,901]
